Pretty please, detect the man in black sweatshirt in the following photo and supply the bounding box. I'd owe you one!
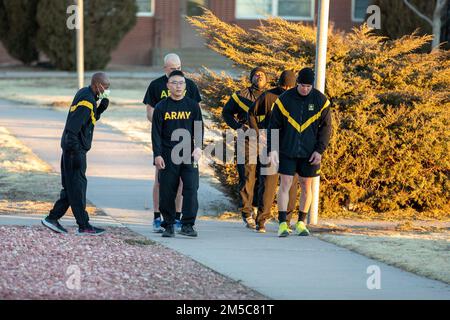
[222,67,267,229]
[42,73,110,236]
[248,70,299,233]
[268,68,332,237]
[143,53,202,233]
[152,70,204,238]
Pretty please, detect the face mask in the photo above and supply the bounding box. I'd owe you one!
[98,89,110,100]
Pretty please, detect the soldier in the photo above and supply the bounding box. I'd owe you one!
[268,68,332,237]
[143,53,201,232]
[42,73,110,235]
[152,71,204,238]
[222,67,268,229]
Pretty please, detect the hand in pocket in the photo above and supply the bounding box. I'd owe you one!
[71,152,82,169]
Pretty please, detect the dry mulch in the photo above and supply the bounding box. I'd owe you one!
[0,225,266,300]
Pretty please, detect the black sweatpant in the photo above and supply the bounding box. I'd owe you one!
[48,151,90,228]
[159,154,199,227]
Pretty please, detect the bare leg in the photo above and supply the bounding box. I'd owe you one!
[278,174,294,212]
[298,176,313,218]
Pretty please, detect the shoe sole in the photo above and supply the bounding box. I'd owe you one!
[295,229,310,236]
[41,220,67,234]
[179,232,198,237]
[162,233,175,238]
[76,230,106,236]
[278,231,289,237]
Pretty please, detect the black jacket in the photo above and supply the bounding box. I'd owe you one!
[267,88,332,158]
[61,86,100,153]
[222,86,265,130]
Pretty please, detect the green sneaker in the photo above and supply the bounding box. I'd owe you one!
[278,222,289,237]
[294,221,310,236]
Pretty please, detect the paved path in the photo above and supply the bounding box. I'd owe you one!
[1,99,449,300]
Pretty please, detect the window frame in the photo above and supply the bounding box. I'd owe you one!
[235,0,315,21]
[136,0,155,17]
[352,0,368,22]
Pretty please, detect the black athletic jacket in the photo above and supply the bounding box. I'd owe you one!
[61,86,99,153]
[152,96,204,160]
[267,88,332,158]
[222,86,265,130]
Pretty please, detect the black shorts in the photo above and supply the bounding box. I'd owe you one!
[278,154,321,177]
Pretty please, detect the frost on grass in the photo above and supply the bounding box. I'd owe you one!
[318,231,450,284]
[0,127,100,216]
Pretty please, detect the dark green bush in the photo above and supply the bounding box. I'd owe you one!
[0,0,40,64]
[36,0,137,70]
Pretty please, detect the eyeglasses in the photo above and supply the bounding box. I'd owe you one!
[168,81,186,86]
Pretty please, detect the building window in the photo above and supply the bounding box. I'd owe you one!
[352,0,370,22]
[136,0,154,17]
[235,0,314,20]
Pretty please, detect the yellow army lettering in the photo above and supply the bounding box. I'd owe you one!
[164,111,192,120]
[160,90,188,99]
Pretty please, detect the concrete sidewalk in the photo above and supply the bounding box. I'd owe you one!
[0,99,449,300]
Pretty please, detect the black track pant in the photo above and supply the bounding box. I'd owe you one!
[48,151,90,228]
[159,155,199,227]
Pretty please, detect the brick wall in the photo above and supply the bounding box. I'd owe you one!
[0,0,363,66]
[212,0,360,32]
[155,0,181,48]
[110,17,155,65]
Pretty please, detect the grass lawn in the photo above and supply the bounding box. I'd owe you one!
[317,229,450,284]
[0,126,102,217]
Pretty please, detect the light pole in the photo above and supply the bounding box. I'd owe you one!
[309,0,330,225]
[76,0,84,89]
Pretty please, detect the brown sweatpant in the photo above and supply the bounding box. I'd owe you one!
[255,172,299,226]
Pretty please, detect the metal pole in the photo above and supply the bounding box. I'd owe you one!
[309,0,330,225]
[76,0,84,89]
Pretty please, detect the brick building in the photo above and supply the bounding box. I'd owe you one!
[0,0,371,67]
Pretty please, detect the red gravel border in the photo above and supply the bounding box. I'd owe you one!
[0,225,266,300]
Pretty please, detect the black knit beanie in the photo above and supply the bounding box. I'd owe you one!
[297,68,315,85]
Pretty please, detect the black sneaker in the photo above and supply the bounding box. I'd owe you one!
[41,216,68,234]
[76,224,106,236]
[179,224,198,237]
[162,225,175,238]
